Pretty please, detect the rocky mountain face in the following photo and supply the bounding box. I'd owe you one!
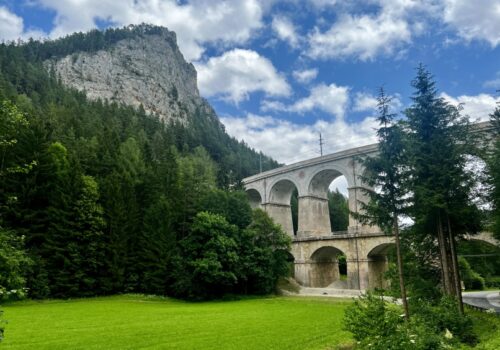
[45,26,209,123]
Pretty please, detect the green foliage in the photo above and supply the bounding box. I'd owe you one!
[484,276,500,288]
[328,189,349,231]
[173,212,239,300]
[238,209,292,294]
[457,240,500,278]
[0,26,281,300]
[409,296,477,346]
[345,293,477,350]
[487,104,500,240]
[356,88,408,234]
[198,189,252,229]
[0,226,31,301]
[458,257,485,290]
[344,292,443,350]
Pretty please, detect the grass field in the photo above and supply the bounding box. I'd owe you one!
[1,295,353,350]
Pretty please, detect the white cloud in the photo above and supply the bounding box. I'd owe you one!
[262,83,350,119]
[0,6,24,42]
[441,92,500,122]
[308,0,339,8]
[195,49,291,103]
[443,0,500,47]
[307,12,411,60]
[271,15,300,48]
[353,91,403,113]
[0,6,45,42]
[292,68,318,84]
[483,71,500,89]
[353,92,378,112]
[220,113,378,164]
[34,0,265,61]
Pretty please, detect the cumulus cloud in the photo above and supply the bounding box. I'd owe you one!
[443,0,500,47]
[0,6,24,42]
[271,15,300,48]
[353,91,403,113]
[307,12,411,61]
[262,83,350,119]
[220,113,378,164]
[353,92,378,112]
[441,92,500,122]
[0,6,45,42]
[195,49,291,103]
[483,71,500,89]
[33,0,265,61]
[292,68,318,84]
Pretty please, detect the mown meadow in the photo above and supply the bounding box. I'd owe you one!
[1,295,353,350]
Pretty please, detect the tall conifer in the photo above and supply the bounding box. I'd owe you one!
[356,88,410,319]
[404,65,479,312]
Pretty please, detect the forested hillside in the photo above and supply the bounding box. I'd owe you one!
[0,25,285,300]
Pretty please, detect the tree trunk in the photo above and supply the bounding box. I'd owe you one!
[394,214,410,320]
[437,212,453,295]
[447,215,464,314]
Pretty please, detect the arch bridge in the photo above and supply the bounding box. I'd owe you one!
[243,122,497,290]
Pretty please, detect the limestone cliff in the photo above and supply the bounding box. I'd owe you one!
[45,25,210,123]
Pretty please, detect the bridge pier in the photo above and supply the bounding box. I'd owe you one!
[297,195,331,238]
[263,202,294,237]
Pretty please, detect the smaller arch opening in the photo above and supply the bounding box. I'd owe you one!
[310,246,348,288]
[269,179,299,236]
[329,176,349,232]
[367,243,395,290]
[246,188,262,209]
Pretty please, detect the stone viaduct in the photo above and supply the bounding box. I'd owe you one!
[242,122,498,291]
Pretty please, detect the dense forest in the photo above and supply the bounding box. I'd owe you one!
[0,26,293,301]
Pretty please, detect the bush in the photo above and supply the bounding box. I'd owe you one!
[485,276,500,288]
[344,292,443,350]
[0,226,32,301]
[459,257,485,291]
[408,296,477,346]
[344,292,479,349]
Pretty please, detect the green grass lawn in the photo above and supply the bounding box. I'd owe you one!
[1,295,353,350]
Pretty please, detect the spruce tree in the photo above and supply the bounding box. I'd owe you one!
[404,65,479,312]
[487,102,500,240]
[356,88,410,319]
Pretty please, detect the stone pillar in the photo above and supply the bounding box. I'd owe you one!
[294,260,311,286]
[368,256,389,289]
[297,195,331,238]
[346,258,370,290]
[263,202,294,237]
[348,186,379,234]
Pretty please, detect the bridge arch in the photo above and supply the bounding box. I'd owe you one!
[308,246,349,288]
[366,242,395,289]
[305,165,352,198]
[245,188,263,209]
[268,178,300,204]
[263,178,300,237]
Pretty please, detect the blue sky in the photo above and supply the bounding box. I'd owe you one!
[1,0,499,166]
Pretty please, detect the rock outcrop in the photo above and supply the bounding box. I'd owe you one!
[45,25,208,123]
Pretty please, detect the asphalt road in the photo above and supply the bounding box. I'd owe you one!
[462,291,500,313]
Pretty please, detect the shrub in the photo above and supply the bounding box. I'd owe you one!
[344,292,443,350]
[459,257,485,291]
[485,276,500,288]
[409,296,477,346]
